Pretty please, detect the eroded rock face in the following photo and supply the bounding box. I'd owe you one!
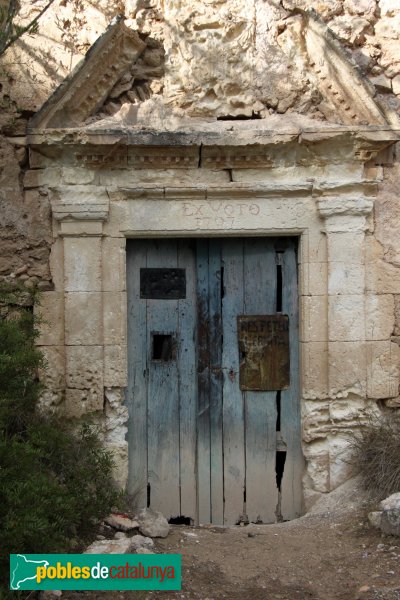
[2,0,400,117]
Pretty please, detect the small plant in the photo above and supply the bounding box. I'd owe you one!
[348,411,400,500]
[0,0,58,57]
[0,284,121,595]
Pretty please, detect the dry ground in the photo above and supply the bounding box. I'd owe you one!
[63,480,400,600]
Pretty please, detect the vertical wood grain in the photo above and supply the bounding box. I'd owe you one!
[146,240,180,518]
[280,239,303,520]
[208,239,224,524]
[178,241,197,522]
[221,239,245,525]
[243,238,279,523]
[126,240,148,508]
[196,239,211,524]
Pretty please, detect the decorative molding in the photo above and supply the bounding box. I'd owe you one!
[50,186,110,221]
[75,145,200,168]
[30,19,146,129]
[304,12,397,127]
[27,12,399,134]
[76,146,128,168]
[128,146,199,168]
[27,128,399,172]
[118,181,375,201]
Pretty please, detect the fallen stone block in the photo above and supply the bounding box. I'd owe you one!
[380,495,400,536]
[129,534,155,551]
[104,513,139,532]
[84,538,132,554]
[136,508,170,538]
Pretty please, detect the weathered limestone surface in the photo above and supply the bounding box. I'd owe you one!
[1,0,400,291]
[3,0,400,118]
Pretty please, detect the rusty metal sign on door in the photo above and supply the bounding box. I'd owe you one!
[238,315,290,391]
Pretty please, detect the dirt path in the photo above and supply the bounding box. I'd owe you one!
[63,481,400,600]
[149,514,399,600]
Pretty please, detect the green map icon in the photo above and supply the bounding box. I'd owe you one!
[10,554,49,590]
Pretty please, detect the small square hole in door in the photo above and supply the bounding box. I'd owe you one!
[152,334,174,361]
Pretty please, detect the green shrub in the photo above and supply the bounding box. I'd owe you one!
[348,411,400,500]
[0,284,120,594]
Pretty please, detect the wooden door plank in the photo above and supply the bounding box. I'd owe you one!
[146,240,180,518]
[178,241,197,522]
[243,238,278,523]
[196,239,211,524]
[221,239,245,525]
[280,240,303,520]
[126,240,149,508]
[208,239,224,525]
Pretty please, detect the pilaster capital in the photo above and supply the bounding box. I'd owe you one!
[316,195,374,219]
[49,185,110,222]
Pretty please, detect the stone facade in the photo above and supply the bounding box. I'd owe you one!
[1,1,400,515]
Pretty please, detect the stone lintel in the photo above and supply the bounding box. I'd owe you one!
[118,181,376,203]
[118,184,313,201]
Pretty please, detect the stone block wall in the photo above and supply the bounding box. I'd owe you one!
[2,0,400,288]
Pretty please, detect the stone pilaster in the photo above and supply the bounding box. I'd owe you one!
[50,186,110,417]
[317,195,373,400]
[315,194,376,490]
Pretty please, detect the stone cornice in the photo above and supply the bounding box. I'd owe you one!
[30,19,146,129]
[304,13,396,127]
[27,127,399,170]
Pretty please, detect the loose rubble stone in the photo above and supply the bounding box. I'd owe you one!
[368,511,382,528]
[104,513,139,531]
[129,535,155,551]
[370,74,392,92]
[380,493,400,511]
[114,531,127,539]
[392,74,400,95]
[84,538,132,554]
[136,508,170,538]
[379,493,400,536]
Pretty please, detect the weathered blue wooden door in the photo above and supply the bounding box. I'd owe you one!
[126,238,302,525]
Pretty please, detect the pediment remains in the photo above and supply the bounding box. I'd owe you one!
[30,12,398,133]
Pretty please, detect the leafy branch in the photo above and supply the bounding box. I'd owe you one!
[0,0,58,57]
